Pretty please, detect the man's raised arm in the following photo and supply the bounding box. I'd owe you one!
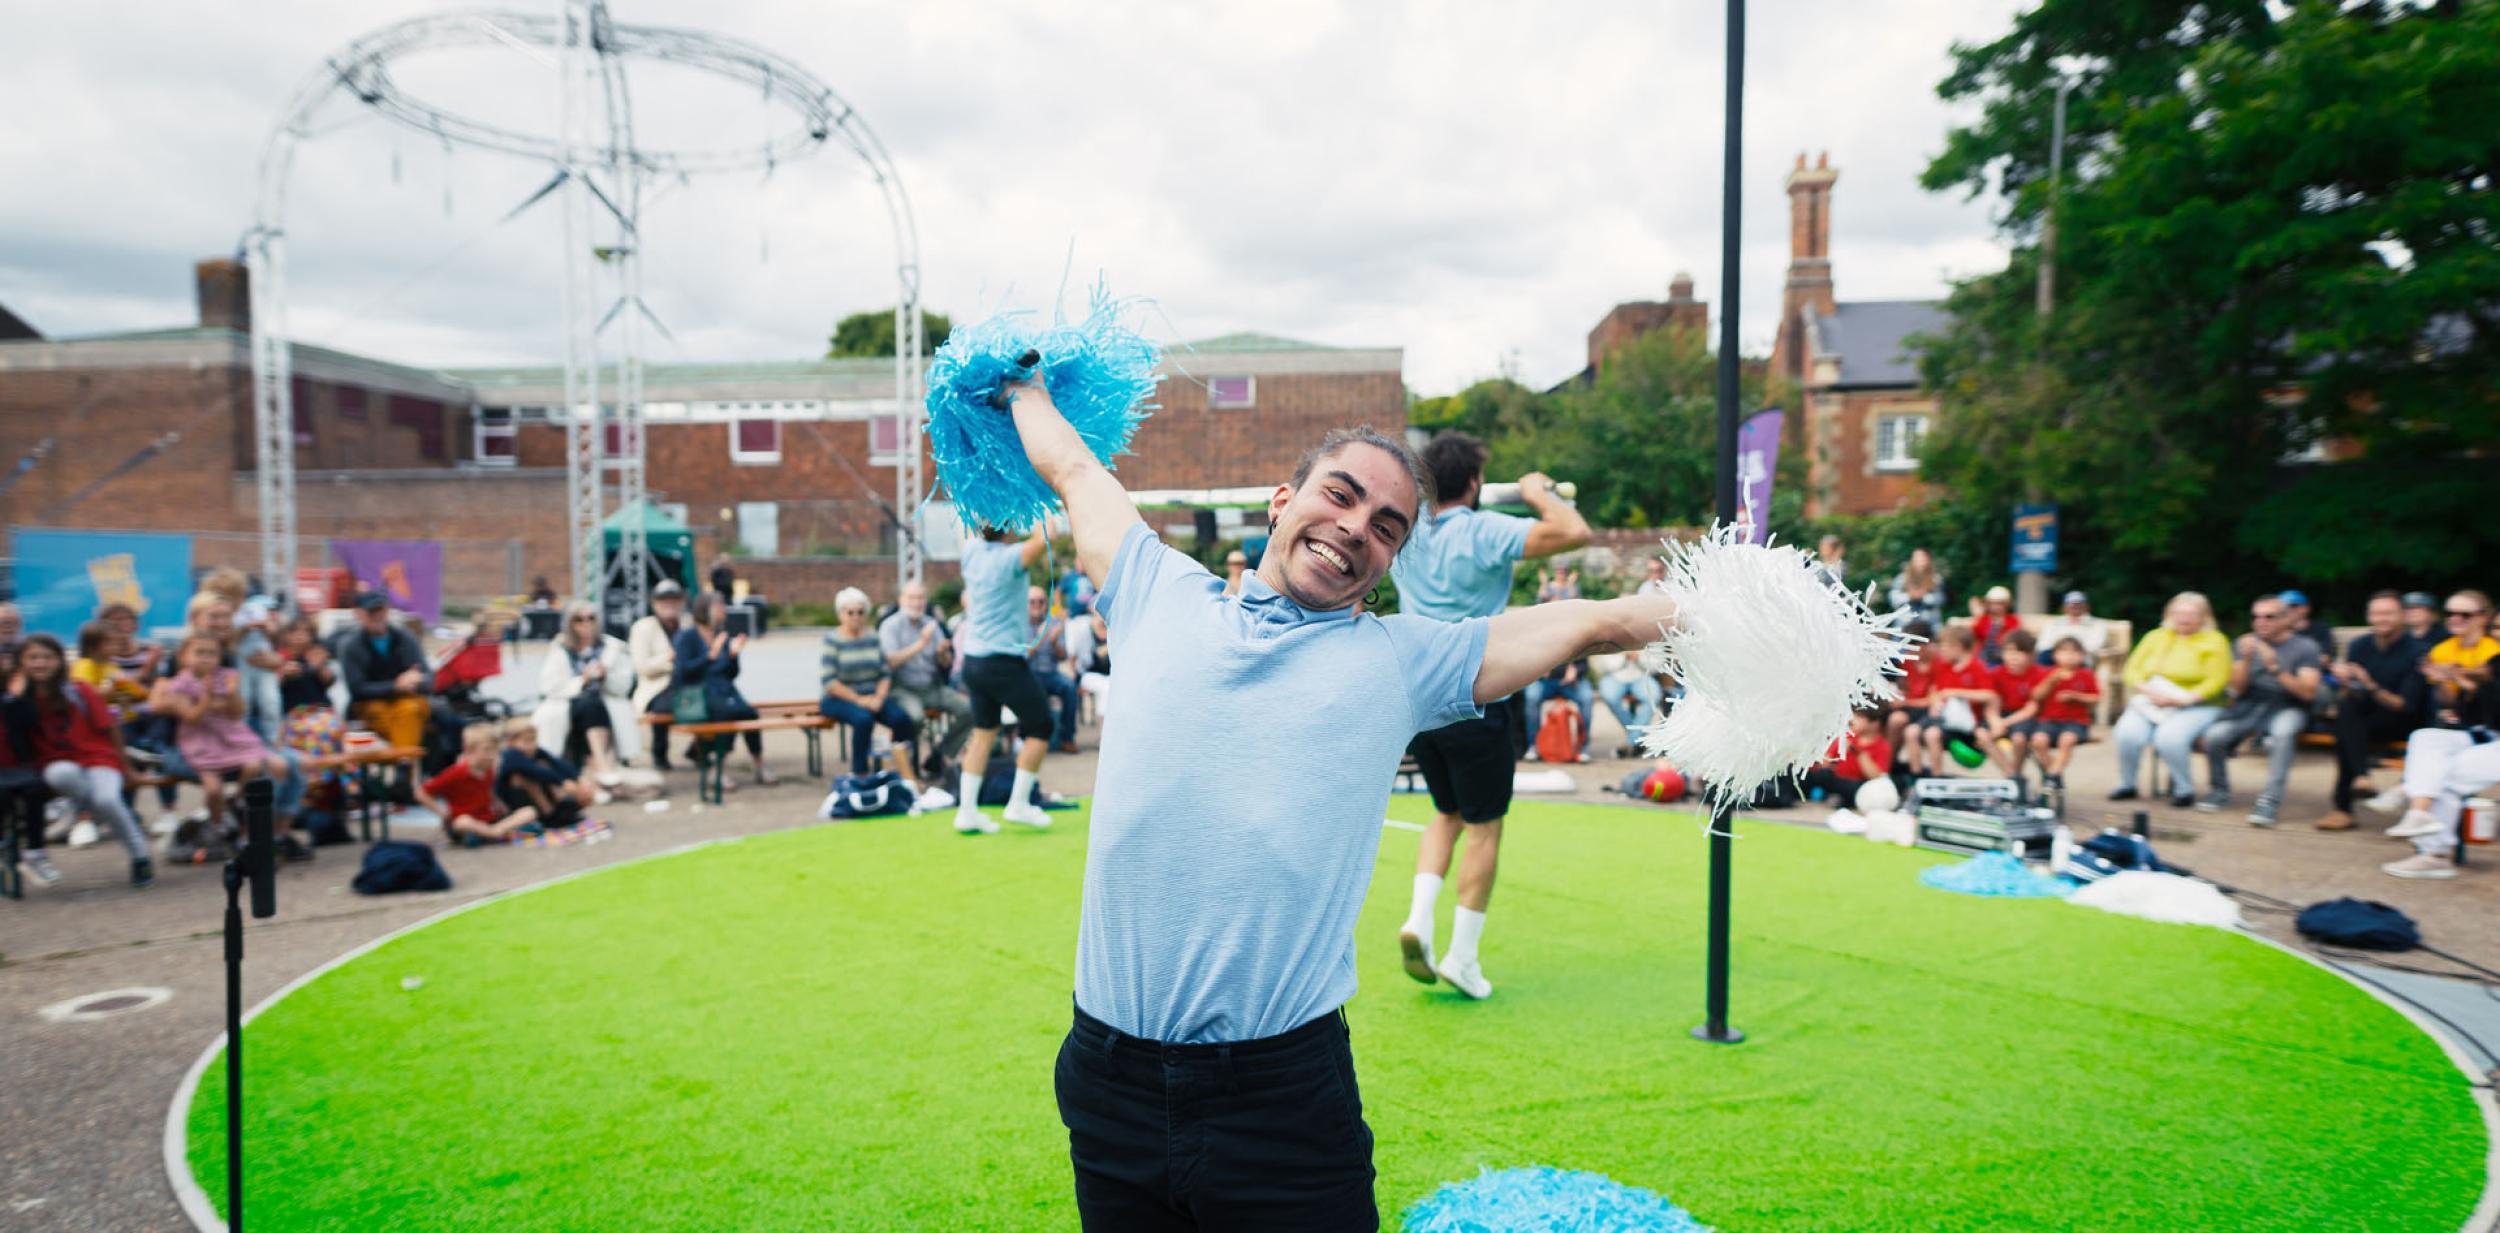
[1005,381,1142,589]
[1474,592,1680,704]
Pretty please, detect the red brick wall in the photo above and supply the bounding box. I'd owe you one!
[1805,389,1933,517]
[0,364,243,536]
[731,555,961,611]
[1117,370,1406,492]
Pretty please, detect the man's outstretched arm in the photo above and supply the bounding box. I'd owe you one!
[1005,381,1142,589]
[1475,593,1679,704]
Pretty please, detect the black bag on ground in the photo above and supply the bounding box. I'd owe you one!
[2295,898,2420,951]
[353,841,453,895]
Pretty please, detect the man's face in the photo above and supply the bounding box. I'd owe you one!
[2064,600,2088,620]
[0,605,20,641]
[1261,444,1416,611]
[1028,587,1047,621]
[2288,602,2310,625]
[655,595,684,624]
[2367,596,2401,636]
[358,606,389,635]
[1646,558,1665,582]
[900,583,927,617]
[2251,601,2288,641]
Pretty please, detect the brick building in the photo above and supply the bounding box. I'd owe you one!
[1769,152,1950,518]
[1564,273,1710,387]
[0,260,1405,608]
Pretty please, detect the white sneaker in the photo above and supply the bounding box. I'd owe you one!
[2383,852,2458,879]
[1003,800,1052,829]
[1398,927,1438,985]
[2386,810,2446,839]
[1436,955,1493,1000]
[67,818,101,848]
[2362,786,2409,815]
[915,786,956,812]
[954,809,998,835]
[42,797,74,842]
[20,851,63,886]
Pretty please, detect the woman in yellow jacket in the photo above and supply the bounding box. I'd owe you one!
[2109,592,2234,807]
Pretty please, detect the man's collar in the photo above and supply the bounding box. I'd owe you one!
[1237,571,1359,625]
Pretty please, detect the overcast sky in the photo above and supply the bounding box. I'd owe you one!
[0,0,2023,395]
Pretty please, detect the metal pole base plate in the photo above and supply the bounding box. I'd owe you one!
[1691,1023,1747,1045]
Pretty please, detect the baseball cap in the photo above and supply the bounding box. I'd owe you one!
[2062,590,2088,607]
[2279,589,2311,608]
[2403,590,2438,610]
[355,591,390,612]
[652,580,686,599]
[1984,585,2012,603]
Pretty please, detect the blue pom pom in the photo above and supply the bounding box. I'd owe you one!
[1918,851,2077,898]
[1401,1165,1714,1232]
[923,289,1160,533]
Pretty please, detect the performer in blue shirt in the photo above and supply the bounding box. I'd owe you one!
[1387,431,1590,999]
[1001,376,1678,1231]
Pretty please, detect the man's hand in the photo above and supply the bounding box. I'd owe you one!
[394,667,424,694]
[729,634,749,657]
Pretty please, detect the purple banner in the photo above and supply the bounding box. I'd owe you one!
[1735,408,1785,545]
[330,539,444,623]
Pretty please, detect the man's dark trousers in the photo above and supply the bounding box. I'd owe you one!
[1055,1003,1376,1231]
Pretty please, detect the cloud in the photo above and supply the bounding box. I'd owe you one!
[0,0,2021,395]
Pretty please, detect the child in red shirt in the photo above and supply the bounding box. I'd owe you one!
[1805,709,1893,809]
[1884,620,1941,772]
[419,723,543,846]
[1914,626,1996,776]
[1985,631,2052,778]
[2025,636,2101,790]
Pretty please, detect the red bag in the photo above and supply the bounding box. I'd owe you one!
[1535,698,1585,764]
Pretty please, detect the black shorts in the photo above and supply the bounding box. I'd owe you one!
[2020,720,2091,744]
[963,653,1049,732]
[1408,696,1514,824]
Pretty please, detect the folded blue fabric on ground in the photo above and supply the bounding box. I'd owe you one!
[1402,1165,1713,1232]
[1918,850,2077,898]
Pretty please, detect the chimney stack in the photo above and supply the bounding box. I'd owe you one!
[196,258,249,332]
[1772,152,1839,384]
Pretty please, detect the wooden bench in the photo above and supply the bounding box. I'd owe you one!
[131,744,427,843]
[674,715,833,803]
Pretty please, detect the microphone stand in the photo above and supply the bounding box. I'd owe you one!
[222,778,277,1230]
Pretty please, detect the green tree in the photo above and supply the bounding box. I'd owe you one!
[1916,0,2500,623]
[827,308,952,358]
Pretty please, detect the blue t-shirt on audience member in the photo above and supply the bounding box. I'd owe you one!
[1390,505,1531,622]
[1077,522,1489,1044]
[958,536,1033,659]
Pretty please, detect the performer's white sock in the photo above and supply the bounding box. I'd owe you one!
[1011,768,1039,807]
[1405,873,1443,936]
[1447,906,1487,967]
[958,770,982,811]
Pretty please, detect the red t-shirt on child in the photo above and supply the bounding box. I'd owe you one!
[1818,732,1895,782]
[1990,662,2052,717]
[421,761,500,824]
[1897,660,1937,707]
[2036,667,2102,726]
[1930,656,1992,699]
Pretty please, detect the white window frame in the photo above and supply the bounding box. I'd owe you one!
[1208,374,1256,409]
[868,413,903,465]
[730,418,782,465]
[736,501,780,557]
[1873,413,1928,473]
[473,408,517,467]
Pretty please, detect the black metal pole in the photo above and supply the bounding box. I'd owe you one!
[223,861,245,1230]
[1694,0,1747,1048]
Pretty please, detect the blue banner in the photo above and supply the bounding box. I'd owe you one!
[2010,504,2058,575]
[12,528,194,639]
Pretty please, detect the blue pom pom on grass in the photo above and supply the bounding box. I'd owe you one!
[1918,850,2077,898]
[1402,1166,1714,1232]
[923,289,1160,533]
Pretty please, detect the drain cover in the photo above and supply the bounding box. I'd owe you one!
[38,987,173,1023]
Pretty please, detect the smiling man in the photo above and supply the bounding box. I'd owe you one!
[1002,381,1678,1231]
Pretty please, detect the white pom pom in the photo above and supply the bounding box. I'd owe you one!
[1638,524,1917,807]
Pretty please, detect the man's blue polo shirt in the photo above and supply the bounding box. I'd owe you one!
[1076,522,1488,1043]
[1391,505,1531,621]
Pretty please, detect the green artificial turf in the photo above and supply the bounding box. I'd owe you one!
[187,800,2485,1231]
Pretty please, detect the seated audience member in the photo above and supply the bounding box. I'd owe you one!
[1637,556,1669,596]
[197,566,250,608]
[2279,589,2325,657]
[0,601,22,658]
[151,633,310,857]
[2401,591,2442,644]
[1883,620,1939,772]
[880,580,972,768]
[1803,709,1891,809]
[1912,625,1995,776]
[630,580,690,771]
[72,620,149,717]
[1890,549,1946,630]
[420,723,540,846]
[98,602,161,685]
[1814,536,1847,587]
[1221,549,1251,597]
[2423,590,2498,729]
[1971,586,2022,666]
[534,602,643,783]
[1025,586,1081,754]
[2317,591,2428,830]
[819,587,938,801]
[2109,592,2232,808]
[1592,650,1664,757]
[2374,726,2500,880]
[2025,636,2101,791]
[1074,610,1112,721]
[527,576,558,608]
[2196,594,2324,826]
[236,598,284,742]
[1524,658,1595,762]
[674,592,774,787]
[1,656,61,885]
[19,634,153,886]
[338,591,433,764]
[2034,591,2113,664]
[273,617,352,825]
[497,718,597,828]
[1983,630,2050,779]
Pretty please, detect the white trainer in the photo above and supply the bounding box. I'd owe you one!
[2386,810,2446,839]
[2383,852,2459,879]
[1435,956,1493,1000]
[954,809,998,835]
[1003,800,1053,829]
[915,786,957,812]
[2361,786,2409,815]
[1398,928,1438,985]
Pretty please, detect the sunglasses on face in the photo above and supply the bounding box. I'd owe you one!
[2448,609,2485,620]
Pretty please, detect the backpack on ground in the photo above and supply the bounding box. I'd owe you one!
[353,840,452,895]
[2295,898,2421,951]
[1535,699,1585,764]
[819,771,917,820]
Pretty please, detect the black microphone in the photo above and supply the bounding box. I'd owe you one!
[242,777,277,919]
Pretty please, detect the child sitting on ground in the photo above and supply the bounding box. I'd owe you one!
[418,723,541,846]
[496,717,599,831]
[1803,708,1893,810]
[2025,636,2101,791]
[1985,630,2051,780]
